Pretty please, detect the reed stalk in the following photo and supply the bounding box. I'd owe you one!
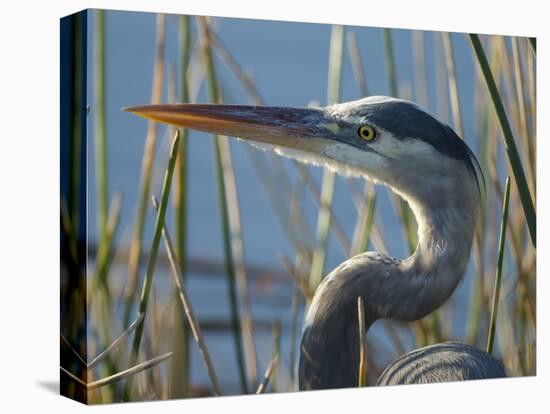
[88,313,145,370]
[95,9,108,234]
[469,33,536,248]
[357,297,367,387]
[309,24,344,291]
[169,14,192,399]
[123,131,180,400]
[152,196,222,396]
[197,16,249,394]
[62,352,174,391]
[124,14,166,327]
[511,38,535,189]
[94,194,122,301]
[288,284,301,388]
[271,320,281,392]
[346,31,368,97]
[345,32,378,258]
[383,28,398,97]
[412,31,429,107]
[487,177,511,354]
[441,32,464,137]
[383,28,417,253]
[278,255,314,300]
[256,355,279,394]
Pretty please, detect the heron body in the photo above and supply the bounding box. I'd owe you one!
[377,342,506,385]
[127,96,507,390]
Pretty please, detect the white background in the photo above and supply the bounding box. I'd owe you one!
[0,0,546,412]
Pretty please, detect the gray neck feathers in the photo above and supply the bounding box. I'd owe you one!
[390,170,479,321]
[299,163,480,389]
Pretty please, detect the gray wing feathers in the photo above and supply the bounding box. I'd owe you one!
[377,341,506,385]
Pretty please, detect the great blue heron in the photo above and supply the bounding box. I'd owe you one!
[126,96,506,390]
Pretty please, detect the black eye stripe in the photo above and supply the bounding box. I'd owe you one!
[350,100,483,190]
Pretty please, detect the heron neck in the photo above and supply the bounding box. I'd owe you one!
[299,172,479,389]
[391,178,479,321]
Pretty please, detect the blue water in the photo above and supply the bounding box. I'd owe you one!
[84,9,487,392]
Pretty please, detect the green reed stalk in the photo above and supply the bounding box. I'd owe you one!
[169,14,192,399]
[94,194,122,302]
[202,28,262,388]
[383,28,417,253]
[467,107,489,344]
[95,10,108,234]
[197,17,249,394]
[123,131,180,401]
[309,24,344,291]
[124,14,166,327]
[469,34,536,248]
[487,177,511,354]
[176,15,191,276]
[467,39,503,346]
[200,52,260,384]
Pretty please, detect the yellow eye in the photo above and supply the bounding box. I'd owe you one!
[358,125,376,142]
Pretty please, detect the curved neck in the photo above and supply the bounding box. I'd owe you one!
[299,169,479,389]
[390,179,479,320]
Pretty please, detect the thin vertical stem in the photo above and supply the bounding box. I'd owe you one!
[256,356,279,394]
[469,33,535,248]
[170,14,192,399]
[123,131,180,401]
[412,31,429,108]
[94,194,122,297]
[271,320,281,392]
[345,32,378,258]
[358,297,367,387]
[309,24,344,291]
[359,187,377,254]
[151,197,222,396]
[511,37,535,188]
[487,177,511,354]
[124,14,166,327]
[288,284,300,389]
[441,32,464,137]
[197,16,249,394]
[95,9,108,234]
[346,31,368,97]
[383,28,398,97]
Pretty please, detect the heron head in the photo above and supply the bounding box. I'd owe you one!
[126,96,481,201]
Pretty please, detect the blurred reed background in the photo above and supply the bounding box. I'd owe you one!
[62,9,536,403]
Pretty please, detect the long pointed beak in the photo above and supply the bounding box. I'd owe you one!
[124,103,332,150]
